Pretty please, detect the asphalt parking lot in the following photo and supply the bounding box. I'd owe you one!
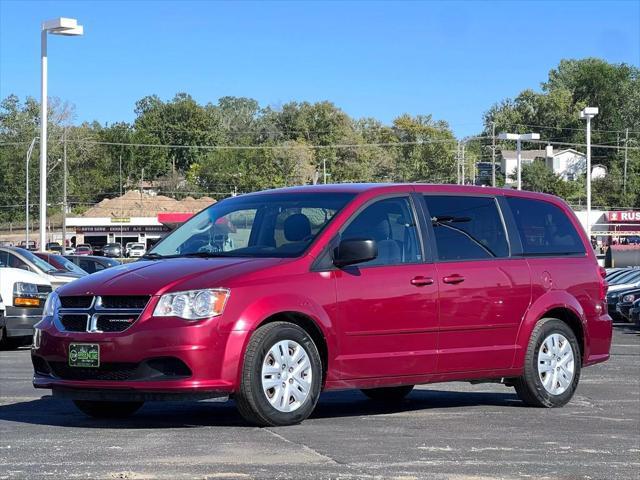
[1,323,638,480]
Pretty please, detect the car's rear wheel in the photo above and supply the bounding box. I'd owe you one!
[235,321,322,427]
[361,385,414,402]
[514,318,581,408]
[73,400,144,418]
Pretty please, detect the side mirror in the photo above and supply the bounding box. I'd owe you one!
[333,238,377,268]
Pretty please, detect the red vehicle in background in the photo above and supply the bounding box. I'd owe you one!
[32,184,612,426]
[33,252,88,277]
[74,244,93,256]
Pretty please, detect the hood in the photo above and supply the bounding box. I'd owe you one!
[0,267,51,286]
[608,282,640,293]
[57,257,286,297]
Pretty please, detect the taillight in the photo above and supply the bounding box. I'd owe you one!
[598,266,608,302]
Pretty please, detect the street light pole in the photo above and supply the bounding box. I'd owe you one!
[25,138,37,247]
[580,107,598,237]
[516,137,522,190]
[497,132,540,190]
[491,122,496,187]
[39,29,48,251]
[62,128,67,251]
[39,18,83,252]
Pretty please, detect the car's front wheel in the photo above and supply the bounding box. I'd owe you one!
[73,400,144,418]
[235,322,322,426]
[514,318,581,408]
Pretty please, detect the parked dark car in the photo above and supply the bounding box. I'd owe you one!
[102,243,123,258]
[629,298,640,327]
[33,184,612,426]
[63,255,120,274]
[45,242,62,253]
[18,240,37,251]
[615,288,640,322]
[33,253,88,277]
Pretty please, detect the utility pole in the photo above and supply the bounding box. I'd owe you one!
[491,122,496,187]
[456,142,461,184]
[461,143,465,185]
[323,158,327,184]
[624,128,629,195]
[62,128,67,251]
[119,154,123,246]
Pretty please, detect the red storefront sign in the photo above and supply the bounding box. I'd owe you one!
[606,211,640,223]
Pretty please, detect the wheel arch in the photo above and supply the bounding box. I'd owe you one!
[515,291,589,368]
[258,311,329,384]
[539,307,585,362]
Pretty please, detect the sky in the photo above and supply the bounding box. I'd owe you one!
[1,0,639,138]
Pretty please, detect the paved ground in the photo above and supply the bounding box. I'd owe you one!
[1,323,638,480]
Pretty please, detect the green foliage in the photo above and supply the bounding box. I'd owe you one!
[1,57,639,228]
[484,58,640,207]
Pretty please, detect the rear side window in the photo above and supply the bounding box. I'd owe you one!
[506,197,585,256]
[423,196,509,261]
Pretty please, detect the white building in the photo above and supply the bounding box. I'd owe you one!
[500,146,590,184]
[544,146,587,181]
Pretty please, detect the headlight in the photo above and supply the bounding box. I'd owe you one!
[153,289,230,320]
[14,282,38,295]
[43,291,60,317]
[13,282,41,307]
[33,328,42,349]
[622,293,636,303]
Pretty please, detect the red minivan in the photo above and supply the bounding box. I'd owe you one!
[32,184,612,426]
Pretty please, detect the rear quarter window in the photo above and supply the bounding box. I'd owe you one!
[506,197,585,256]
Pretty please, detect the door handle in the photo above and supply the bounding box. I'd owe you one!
[443,275,465,285]
[411,276,434,286]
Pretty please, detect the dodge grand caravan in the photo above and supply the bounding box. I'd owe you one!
[32,184,612,426]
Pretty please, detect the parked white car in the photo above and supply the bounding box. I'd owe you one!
[0,247,82,290]
[128,243,147,258]
[0,266,52,349]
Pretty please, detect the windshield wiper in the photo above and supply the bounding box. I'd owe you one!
[432,216,497,258]
[180,251,235,258]
[141,252,170,260]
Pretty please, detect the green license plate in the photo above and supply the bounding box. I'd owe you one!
[68,343,100,368]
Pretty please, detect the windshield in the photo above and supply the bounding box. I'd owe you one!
[16,248,59,273]
[148,192,355,259]
[52,254,88,275]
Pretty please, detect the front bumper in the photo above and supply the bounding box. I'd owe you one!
[32,313,248,396]
[616,303,636,320]
[3,306,43,338]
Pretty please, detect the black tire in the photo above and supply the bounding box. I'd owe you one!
[235,321,322,427]
[514,318,581,408]
[73,400,143,418]
[361,385,414,402]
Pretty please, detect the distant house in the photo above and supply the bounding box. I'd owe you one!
[544,146,586,181]
[500,149,546,184]
[500,146,589,184]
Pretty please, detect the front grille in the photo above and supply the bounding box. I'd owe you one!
[97,315,138,332]
[60,296,93,308]
[56,295,148,333]
[60,314,89,332]
[49,362,139,381]
[45,357,191,381]
[101,296,150,309]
